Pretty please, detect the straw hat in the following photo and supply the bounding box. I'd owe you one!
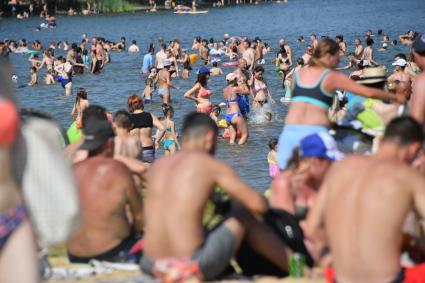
[357,66,387,84]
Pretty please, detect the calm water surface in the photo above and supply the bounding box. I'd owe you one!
[2,0,425,191]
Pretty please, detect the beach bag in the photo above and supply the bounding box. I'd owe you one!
[13,111,80,247]
[236,209,313,277]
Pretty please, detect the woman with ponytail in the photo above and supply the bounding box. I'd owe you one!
[277,38,405,169]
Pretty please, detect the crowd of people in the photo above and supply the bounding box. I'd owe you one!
[2,25,425,283]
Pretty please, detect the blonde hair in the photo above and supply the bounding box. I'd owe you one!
[310,38,340,67]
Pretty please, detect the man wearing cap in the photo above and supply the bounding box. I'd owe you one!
[270,132,343,223]
[157,59,178,105]
[388,58,412,84]
[306,117,425,283]
[67,120,144,263]
[411,33,425,127]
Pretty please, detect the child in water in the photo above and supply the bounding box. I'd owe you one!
[143,77,154,104]
[28,66,38,86]
[158,105,180,156]
[45,69,55,85]
[267,138,279,178]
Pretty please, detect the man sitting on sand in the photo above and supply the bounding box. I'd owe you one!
[306,117,425,283]
[141,112,290,281]
[67,121,144,263]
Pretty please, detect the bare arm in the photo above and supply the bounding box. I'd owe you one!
[412,171,425,220]
[329,72,404,103]
[410,75,425,125]
[71,103,77,118]
[171,121,180,149]
[120,164,144,231]
[152,114,165,148]
[183,83,200,102]
[214,159,268,215]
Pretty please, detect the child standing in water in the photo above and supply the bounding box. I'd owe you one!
[158,105,180,156]
[28,66,38,86]
[267,138,279,178]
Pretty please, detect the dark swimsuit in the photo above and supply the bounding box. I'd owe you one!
[130,112,156,163]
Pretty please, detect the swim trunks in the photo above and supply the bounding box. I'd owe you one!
[68,233,140,264]
[141,224,236,281]
[140,146,155,163]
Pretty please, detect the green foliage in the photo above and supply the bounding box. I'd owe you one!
[96,0,135,13]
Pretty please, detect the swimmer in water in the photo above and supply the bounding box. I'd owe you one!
[128,40,140,52]
[143,77,154,104]
[158,105,180,156]
[177,49,191,79]
[251,65,275,111]
[71,88,89,128]
[45,69,55,85]
[361,38,378,66]
[184,66,213,114]
[267,138,279,179]
[27,66,38,86]
[223,73,249,145]
[157,60,178,105]
[354,39,363,59]
[210,61,223,76]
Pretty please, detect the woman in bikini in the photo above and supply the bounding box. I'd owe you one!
[158,105,180,156]
[223,73,249,145]
[183,67,213,114]
[71,88,89,129]
[251,65,275,111]
[157,60,178,105]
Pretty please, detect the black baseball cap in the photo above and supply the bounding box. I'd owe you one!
[412,33,425,54]
[80,121,115,152]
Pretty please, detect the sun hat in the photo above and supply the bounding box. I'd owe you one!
[392,58,407,67]
[300,132,344,161]
[357,66,387,84]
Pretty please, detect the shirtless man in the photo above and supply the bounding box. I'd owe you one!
[67,121,144,263]
[410,34,425,127]
[388,58,412,84]
[306,117,425,283]
[233,58,252,117]
[310,34,318,50]
[242,39,255,71]
[157,60,178,105]
[128,40,140,52]
[141,112,289,281]
[354,39,363,59]
[155,44,167,69]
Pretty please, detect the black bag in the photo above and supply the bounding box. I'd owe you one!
[236,209,314,277]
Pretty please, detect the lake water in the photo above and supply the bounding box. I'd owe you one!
[2,0,425,191]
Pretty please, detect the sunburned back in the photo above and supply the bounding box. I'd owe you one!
[144,152,216,259]
[325,157,413,282]
[68,157,131,256]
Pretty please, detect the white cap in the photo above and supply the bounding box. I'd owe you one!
[382,42,388,48]
[392,58,407,67]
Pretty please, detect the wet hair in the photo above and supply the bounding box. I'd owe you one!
[212,104,221,115]
[366,38,374,46]
[148,43,155,53]
[182,112,218,139]
[212,61,218,67]
[296,57,305,66]
[114,110,132,130]
[81,105,108,130]
[378,29,383,35]
[310,38,340,67]
[132,40,136,44]
[163,105,174,117]
[196,73,209,87]
[394,53,407,60]
[76,88,88,100]
[392,40,398,45]
[336,35,344,42]
[382,117,423,146]
[161,43,167,50]
[268,138,278,150]
[127,95,144,113]
[209,38,214,44]
[254,65,264,73]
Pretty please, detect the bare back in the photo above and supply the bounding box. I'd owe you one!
[322,156,425,282]
[68,157,139,257]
